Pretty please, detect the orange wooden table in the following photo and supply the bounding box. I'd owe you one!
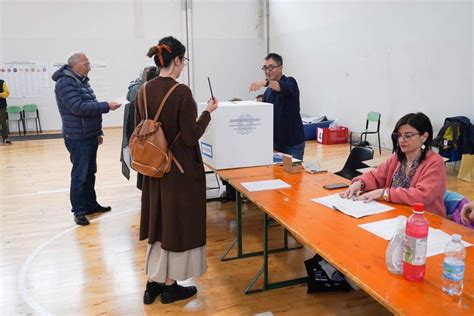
[208,164,302,261]
[229,170,474,315]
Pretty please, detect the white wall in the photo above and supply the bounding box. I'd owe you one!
[191,0,266,102]
[269,0,473,149]
[1,0,185,131]
[0,0,266,132]
[2,0,472,143]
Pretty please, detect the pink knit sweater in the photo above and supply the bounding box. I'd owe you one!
[353,150,446,217]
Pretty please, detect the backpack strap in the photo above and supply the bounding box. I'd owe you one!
[172,155,184,174]
[153,83,180,121]
[140,81,185,174]
[153,82,183,152]
[139,81,182,143]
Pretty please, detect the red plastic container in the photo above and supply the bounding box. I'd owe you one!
[316,127,349,144]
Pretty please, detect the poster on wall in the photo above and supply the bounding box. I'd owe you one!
[0,61,51,98]
[50,61,109,100]
[88,61,109,100]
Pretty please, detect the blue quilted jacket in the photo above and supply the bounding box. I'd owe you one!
[52,65,109,140]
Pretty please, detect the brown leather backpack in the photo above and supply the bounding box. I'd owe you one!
[129,82,184,178]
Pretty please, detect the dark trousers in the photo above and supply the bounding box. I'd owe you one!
[275,142,306,160]
[0,107,9,140]
[65,137,100,214]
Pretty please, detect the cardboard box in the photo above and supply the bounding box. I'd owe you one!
[317,127,349,144]
[198,101,273,170]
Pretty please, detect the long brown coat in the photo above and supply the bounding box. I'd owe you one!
[135,76,210,252]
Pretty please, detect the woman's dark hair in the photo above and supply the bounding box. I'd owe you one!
[146,36,186,68]
[392,112,433,163]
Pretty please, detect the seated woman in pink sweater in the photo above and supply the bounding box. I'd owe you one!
[341,112,447,217]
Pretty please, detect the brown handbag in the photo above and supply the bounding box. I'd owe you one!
[129,82,184,178]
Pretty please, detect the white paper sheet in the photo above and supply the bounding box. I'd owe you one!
[273,153,301,164]
[113,97,130,105]
[359,218,472,257]
[311,193,394,218]
[241,179,291,192]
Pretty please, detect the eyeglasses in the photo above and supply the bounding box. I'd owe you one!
[183,57,189,66]
[261,64,281,72]
[392,132,420,141]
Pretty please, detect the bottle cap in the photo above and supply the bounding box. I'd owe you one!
[413,203,424,213]
[452,234,461,241]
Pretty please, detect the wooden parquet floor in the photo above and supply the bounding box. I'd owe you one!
[1,128,472,315]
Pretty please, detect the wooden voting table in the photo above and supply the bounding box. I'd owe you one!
[229,170,474,315]
[208,164,302,261]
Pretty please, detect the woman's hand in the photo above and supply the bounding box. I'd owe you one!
[206,97,218,113]
[340,181,363,199]
[460,202,474,225]
[354,188,384,202]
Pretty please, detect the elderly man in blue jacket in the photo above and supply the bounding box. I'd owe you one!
[52,52,121,225]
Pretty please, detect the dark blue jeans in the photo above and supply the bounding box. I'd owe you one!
[275,142,305,160]
[65,138,100,214]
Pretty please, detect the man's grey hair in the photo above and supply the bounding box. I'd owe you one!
[67,52,86,67]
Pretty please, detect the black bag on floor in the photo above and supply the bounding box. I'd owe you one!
[304,254,352,293]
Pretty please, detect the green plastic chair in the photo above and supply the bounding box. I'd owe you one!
[23,104,42,135]
[6,106,25,136]
[350,111,381,154]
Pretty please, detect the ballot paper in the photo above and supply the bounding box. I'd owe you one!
[241,179,291,192]
[113,97,129,105]
[359,217,472,257]
[311,193,394,218]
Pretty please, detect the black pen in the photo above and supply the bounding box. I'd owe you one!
[207,77,214,100]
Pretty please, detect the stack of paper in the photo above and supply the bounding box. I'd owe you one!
[241,179,291,192]
[311,193,394,218]
[359,218,472,257]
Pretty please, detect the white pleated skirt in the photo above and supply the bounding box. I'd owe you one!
[145,241,207,283]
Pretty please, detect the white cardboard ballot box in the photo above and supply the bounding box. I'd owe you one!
[197,101,273,170]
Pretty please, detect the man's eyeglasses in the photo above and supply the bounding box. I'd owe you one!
[261,64,281,72]
[183,57,189,65]
[392,132,420,141]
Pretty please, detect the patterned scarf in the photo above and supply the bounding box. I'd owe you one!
[392,157,421,189]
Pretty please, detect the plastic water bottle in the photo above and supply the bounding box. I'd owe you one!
[403,203,429,282]
[386,215,407,274]
[442,234,466,296]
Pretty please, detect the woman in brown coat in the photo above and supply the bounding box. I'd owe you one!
[135,36,218,305]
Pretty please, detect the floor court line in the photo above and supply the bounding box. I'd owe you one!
[2,183,135,199]
[17,208,138,316]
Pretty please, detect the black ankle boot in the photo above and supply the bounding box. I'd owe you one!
[160,282,197,304]
[143,281,164,305]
